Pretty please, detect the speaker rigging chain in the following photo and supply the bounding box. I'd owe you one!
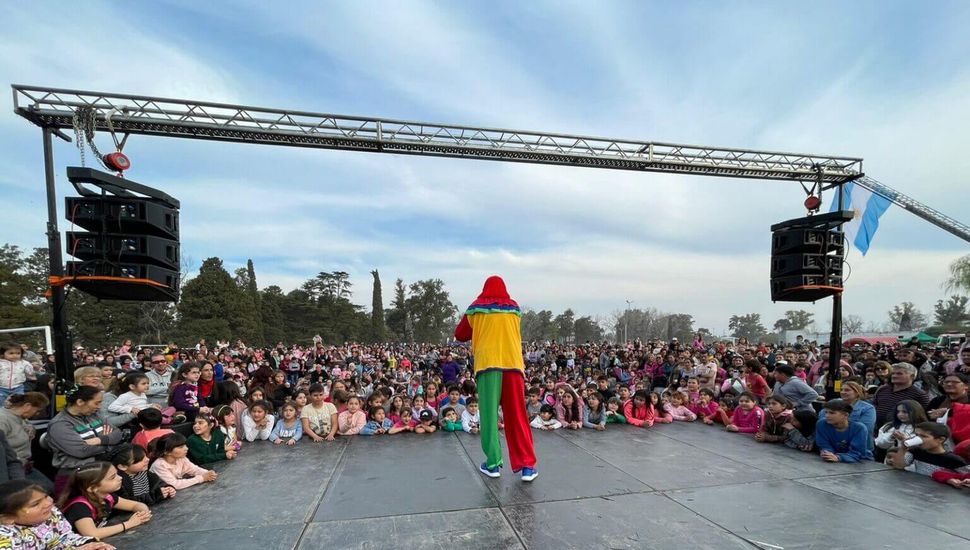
[70,106,109,170]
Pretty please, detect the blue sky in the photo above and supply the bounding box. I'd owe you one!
[2,1,969,335]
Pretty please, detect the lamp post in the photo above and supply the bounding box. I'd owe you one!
[624,300,633,344]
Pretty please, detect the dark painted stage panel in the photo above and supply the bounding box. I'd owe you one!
[654,421,890,478]
[139,438,347,533]
[300,508,523,550]
[797,469,970,541]
[560,425,776,491]
[503,492,753,550]
[668,479,970,550]
[313,434,497,522]
[113,523,304,550]
[456,430,651,505]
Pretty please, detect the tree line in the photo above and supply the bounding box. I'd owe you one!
[2,243,968,347]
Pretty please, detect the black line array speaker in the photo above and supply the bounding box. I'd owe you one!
[770,228,844,302]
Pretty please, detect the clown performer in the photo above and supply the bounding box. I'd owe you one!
[455,275,538,481]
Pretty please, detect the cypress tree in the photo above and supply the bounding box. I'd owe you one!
[371,270,386,343]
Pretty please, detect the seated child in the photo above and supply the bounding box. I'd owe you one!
[650,392,672,424]
[0,480,101,549]
[361,406,396,435]
[526,387,543,421]
[783,409,817,452]
[241,400,275,441]
[755,395,792,442]
[604,397,627,424]
[148,433,218,490]
[624,390,655,428]
[461,398,481,434]
[440,407,463,432]
[131,408,173,452]
[301,384,339,442]
[394,408,417,433]
[59,461,152,540]
[110,444,174,505]
[691,388,718,423]
[415,409,438,433]
[875,400,925,458]
[337,396,366,436]
[726,392,765,433]
[664,391,697,422]
[889,422,968,476]
[270,403,304,445]
[188,413,237,463]
[438,385,466,418]
[583,391,607,430]
[816,399,873,463]
[530,404,562,431]
[107,373,159,426]
[213,404,242,452]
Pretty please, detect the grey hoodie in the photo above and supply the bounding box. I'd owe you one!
[46,409,123,470]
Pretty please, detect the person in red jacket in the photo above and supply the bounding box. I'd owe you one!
[624,390,655,428]
[455,276,537,482]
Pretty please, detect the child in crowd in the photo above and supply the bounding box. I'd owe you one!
[756,395,792,443]
[605,397,627,424]
[684,378,701,406]
[241,401,275,441]
[665,391,697,422]
[59,461,152,540]
[131,408,173,451]
[691,388,719,423]
[292,390,308,417]
[440,407,463,432]
[0,344,36,406]
[616,386,632,406]
[624,390,655,428]
[302,384,338,442]
[188,414,237,463]
[337,396,366,436]
[727,392,765,433]
[650,392,673,424]
[270,403,303,445]
[110,444,174,505]
[415,409,437,433]
[410,394,436,422]
[461,398,481,434]
[0,479,111,549]
[169,363,210,422]
[526,387,543,421]
[395,408,416,432]
[438,385,465,418]
[213,404,242,452]
[816,399,874,463]
[783,409,817,452]
[363,393,384,421]
[424,382,441,410]
[361,406,399,435]
[149,433,218,490]
[888,422,968,476]
[107,373,159,418]
[556,386,584,430]
[541,379,558,406]
[583,391,607,430]
[875,400,927,458]
[386,394,407,422]
[531,404,562,430]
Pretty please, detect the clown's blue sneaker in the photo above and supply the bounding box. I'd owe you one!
[479,463,501,478]
[521,467,538,482]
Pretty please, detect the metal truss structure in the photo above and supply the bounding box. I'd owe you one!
[854,176,970,243]
[13,85,863,184]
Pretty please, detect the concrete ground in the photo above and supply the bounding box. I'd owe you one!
[113,421,970,549]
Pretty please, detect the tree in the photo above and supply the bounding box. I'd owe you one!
[554,309,575,344]
[405,279,457,343]
[944,254,970,294]
[888,302,928,332]
[246,259,264,344]
[370,270,386,343]
[933,295,969,328]
[178,257,255,343]
[664,313,696,342]
[573,315,604,343]
[0,244,48,330]
[259,286,287,345]
[842,314,865,334]
[773,310,814,331]
[728,313,768,341]
[385,278,410,342]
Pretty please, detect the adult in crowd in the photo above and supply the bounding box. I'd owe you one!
[146,353,174,406]
[871,362,931,428]
[46,386,124,497]
[771,364,819,412]
[819,381,876,453]
[0,393,52,490]
[73,367,102,389]
[927,372,969,421]
[440,353,461,386]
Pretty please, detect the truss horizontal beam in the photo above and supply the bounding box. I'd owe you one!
[854,176,970,243]
[12,84,862,183]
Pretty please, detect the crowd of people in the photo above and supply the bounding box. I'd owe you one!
[1,331,969,548]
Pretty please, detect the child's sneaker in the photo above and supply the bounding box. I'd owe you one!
[521,467,538,482]
[479,462,501,478]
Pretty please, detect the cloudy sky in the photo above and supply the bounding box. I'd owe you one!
[2,1,968,336]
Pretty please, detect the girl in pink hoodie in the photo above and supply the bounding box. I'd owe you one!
[690,388,719,421]
[727,392,765,433]
[623,390,655,428]
[664,391,697,422]
[337,396,367,436]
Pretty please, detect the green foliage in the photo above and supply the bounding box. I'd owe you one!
[0,244,47,329]
[611,308,695,342]
[773,310,814,331]
[945,254,970,294]
[177,257,252,343]
[573,315,605,343]
[728,313,768,341]
[371,270,386,343]
[933,295,969,329]
[521,309,557,342]
[888,301,928,332]
[554,309,575,344]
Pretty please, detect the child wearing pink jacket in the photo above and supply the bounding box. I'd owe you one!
[726,392,765,433]
[664,391,697,422]
[623,390,655,428]
[337,396,367,435]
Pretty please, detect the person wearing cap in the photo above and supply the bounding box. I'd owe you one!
[455,276,538,482]
[815,399,874,463]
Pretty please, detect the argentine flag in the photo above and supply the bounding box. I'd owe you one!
[829,181,892,256]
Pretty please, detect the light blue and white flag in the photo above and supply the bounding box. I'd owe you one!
[829,181,892,255]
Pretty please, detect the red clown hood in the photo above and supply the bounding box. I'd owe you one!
[469,275,519,308]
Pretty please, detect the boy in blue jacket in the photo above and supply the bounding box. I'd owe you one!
[816,399,873,463]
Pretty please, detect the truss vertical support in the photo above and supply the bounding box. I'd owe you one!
[826,172,845,401]
[42,127,73,408]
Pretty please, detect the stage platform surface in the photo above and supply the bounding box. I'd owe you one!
[113,421,969,550]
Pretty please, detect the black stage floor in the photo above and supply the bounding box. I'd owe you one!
[113,421,969,549]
